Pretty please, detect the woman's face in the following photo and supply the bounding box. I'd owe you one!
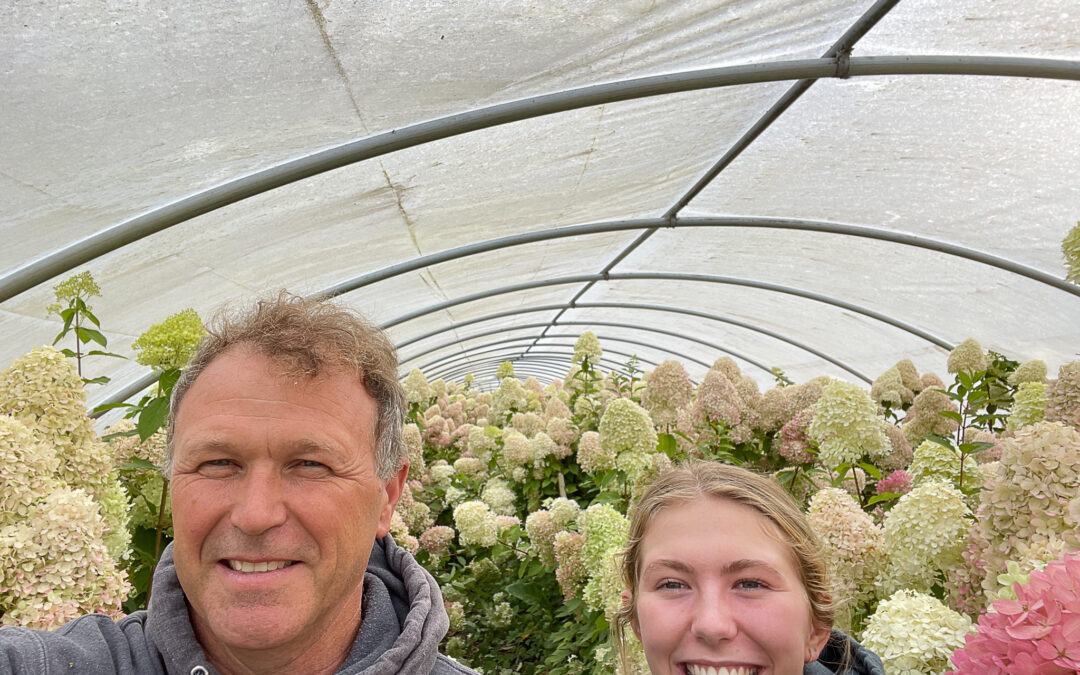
[629,496,829,675]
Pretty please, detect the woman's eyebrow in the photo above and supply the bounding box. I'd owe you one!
[642,558,782,576]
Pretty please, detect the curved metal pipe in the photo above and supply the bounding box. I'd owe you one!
[4,55,1078,302]
[424,346,654,383]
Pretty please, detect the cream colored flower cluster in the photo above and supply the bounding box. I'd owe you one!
[908,440,981,490]
[579,503,629,619]
[1045,360,1080,428]
[598,398,657,481]
[882,480,972,595]
[453,500,499,548]
[403,368,433,405]
[946,338,987,374]
[0,348,131,628]
[961,421,1080,606]
[1005,381,1046,430]
[805,487,885,632]
[861,589,972,675]
[0,488,130,630]
[572,332,602,364]
[640,360,692,428]
[900,385,958,446]
[491,377,529,419]
[809,380,890,469]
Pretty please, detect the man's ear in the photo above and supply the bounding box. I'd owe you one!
[376,462,409,538]
[621,589,641,640]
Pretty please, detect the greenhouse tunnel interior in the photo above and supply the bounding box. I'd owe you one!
[4,0,1080,672]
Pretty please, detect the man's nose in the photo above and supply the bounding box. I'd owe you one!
[690,589,738,644]
[229,468,288,535]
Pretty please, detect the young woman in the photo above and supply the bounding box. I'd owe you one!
[615,461,884,675]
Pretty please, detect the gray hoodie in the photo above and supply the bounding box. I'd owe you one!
[0,536,475,675]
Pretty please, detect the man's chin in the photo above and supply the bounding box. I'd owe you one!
[195,604,313,653]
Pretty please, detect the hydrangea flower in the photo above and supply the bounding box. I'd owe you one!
[545,416,578,452]
[480,478,517,516]
[491,377,528,419]
[882,479,972,594]
[1063,220,1080,284]
[949,552,1080,674]
[966,422,1080,603]
[777,407,816,465]
[466,425,497,464]
[498,430,531,476]
[45,271,101,317]
[861,589,973,675]
[1008,359,1047,386]
[427,461,455,485]
[579,503,629,572]
[1045,361,1080,429]
[894,359,923,395]
[1006,381,1047,431]
[574,432,612,478]
[0,488,130,630]
[525,510,559,566]
[582,547,623,621]
[572,332,602,364]
[710,356,742,382]
[402,423,425,479]
[511,411,544,438]
[871,367,911,408]
[453,456,487,477]
[692,368,742,427]
[0,416,61,528]
[599,398,657,480]
[809,380,890,469]
[403,368,432,405]
[876,469,913,495]
[453,501,498,548]
[130,308,205,371]
[640,360,693,428]
[554,531,587,601]
[445,600,465,632]
[948,338,988,374]
[909,440,982,490]
[805,487,886,632]
[547,497,580,529]
[495,360,515,379]
[419,525,455,558]
[879,422,914,473]
[902,385,959,446]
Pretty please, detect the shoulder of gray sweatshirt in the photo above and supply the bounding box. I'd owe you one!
[0,536,476,675]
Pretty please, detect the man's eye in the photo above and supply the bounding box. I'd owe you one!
[297,460,329,470]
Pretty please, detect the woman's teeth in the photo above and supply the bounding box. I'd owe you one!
[686,666,759,675]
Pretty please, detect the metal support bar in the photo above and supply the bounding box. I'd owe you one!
[425,347,657,383]
[378,276,867,381]
[4,54,1079,302]
[415,333,703,377]
[430,351,632,383]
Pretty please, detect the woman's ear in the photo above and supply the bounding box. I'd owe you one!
[804,625,831,664]
[621,590,641,640]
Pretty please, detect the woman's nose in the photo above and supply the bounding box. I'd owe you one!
[690,590,739,643]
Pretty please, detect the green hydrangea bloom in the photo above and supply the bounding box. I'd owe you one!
[131,308,205,371]
[1006,381,1047,430]
[861,589,973,675]
[495,360,515,379]
[809,380,890,468]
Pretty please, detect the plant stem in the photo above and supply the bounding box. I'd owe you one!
[145,477,170,608]
[74,310,82,377]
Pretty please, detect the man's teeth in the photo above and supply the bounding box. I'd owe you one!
[686,666,758,675]
[227,560,295,573]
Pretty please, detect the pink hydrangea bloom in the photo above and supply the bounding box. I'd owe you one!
[876,469,913,495]
[949,552,1080,674]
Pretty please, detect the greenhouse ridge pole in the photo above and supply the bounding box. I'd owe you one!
[4,55,1080,302]
[424,348,659,383]
[520,0,903,357]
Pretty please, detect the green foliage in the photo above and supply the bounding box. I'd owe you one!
[46,271,124,383]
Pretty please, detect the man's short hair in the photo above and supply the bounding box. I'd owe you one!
[165,291,407,480]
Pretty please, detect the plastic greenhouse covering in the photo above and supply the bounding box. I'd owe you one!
[3,0,1079,403]
[4,2,1080,672]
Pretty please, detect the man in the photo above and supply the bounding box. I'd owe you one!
[0,293,475,675]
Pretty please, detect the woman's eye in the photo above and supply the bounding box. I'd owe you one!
[658,579,686,591]
[735,578,770,591]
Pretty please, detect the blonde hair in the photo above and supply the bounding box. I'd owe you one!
[166,291,406,480]
[614,461,835,671]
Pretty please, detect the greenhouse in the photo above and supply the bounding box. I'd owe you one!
[1,0,1079,673]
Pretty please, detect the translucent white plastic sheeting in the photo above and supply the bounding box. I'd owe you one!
[2,0,1078,405]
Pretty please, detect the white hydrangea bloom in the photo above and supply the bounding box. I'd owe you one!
[453,501,498,548]
[809,380,891,468]
[861,589,972,675]
[882,480,972,594]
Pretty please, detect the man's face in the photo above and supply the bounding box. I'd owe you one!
[170,345,405,659]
